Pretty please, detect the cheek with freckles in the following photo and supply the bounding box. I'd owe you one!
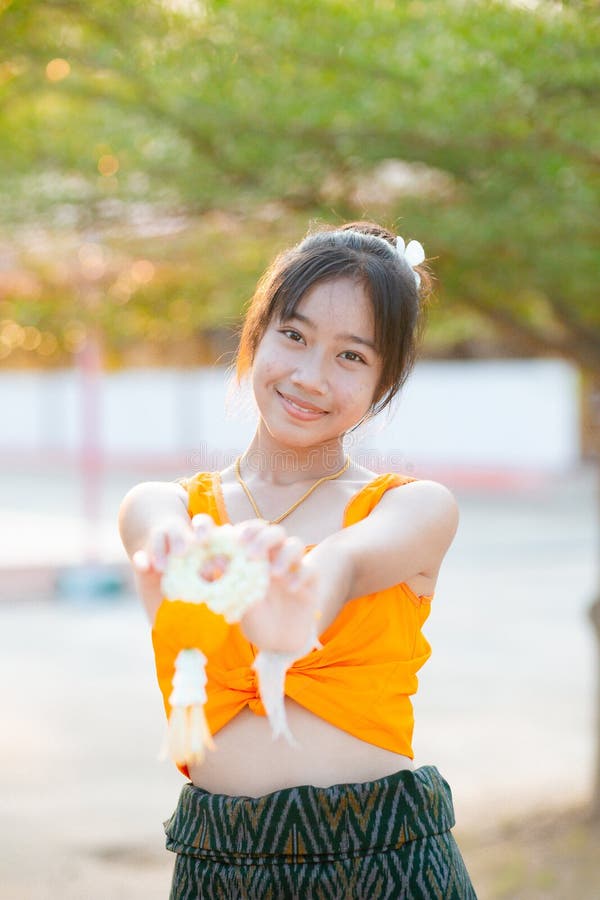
[252,334,284,379]
[252,357,281,401]
[262,358,282,381]
[338,380,374,416]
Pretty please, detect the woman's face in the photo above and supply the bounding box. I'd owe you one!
[251,277,383,448]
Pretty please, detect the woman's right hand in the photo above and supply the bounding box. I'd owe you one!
[132,513,216,575]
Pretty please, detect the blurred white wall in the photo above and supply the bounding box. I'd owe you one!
[1,358,581,473]
[362,358,580,472]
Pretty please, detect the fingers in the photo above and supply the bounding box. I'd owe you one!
[134,514,214,575]
[147,526,169,572]
[234,520,284,559]
[288,562,317,594]
[243,524,304,577]
[253,523,286,558]
[132,512,305,584]
[234,520,306,580]
[191,513,215,541]
[271,535,304,577]
[233,519,269,546]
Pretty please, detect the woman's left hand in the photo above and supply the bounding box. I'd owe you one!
[235,521,320,654]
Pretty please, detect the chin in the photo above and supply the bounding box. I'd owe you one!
[266,423,324,449]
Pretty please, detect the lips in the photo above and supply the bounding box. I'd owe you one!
[276,390,328,414]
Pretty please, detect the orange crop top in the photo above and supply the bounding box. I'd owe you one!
[151,471,434,778]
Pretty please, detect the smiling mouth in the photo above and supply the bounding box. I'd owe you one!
[276,390,328,414]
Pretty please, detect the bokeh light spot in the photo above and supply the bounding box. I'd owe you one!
[37,333,59,356]
[130,259,155,284]
[1,320,25,348]
[22,326,42,351]
[108,274,134,303]
[46,58,71,82]
[98,154,119,177]
[63,322,88,353]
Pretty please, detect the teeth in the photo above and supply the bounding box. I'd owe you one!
[284,395,322,413]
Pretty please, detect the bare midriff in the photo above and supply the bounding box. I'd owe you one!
[189,701,414,797]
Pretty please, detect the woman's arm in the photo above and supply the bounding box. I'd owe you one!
[118,481,191,623]
[234,481,457,642]
[321,479,459,603]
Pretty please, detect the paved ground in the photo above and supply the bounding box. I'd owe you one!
[1,461,598,898]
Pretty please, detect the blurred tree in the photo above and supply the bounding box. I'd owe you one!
[0,0,597,368]
[1,0,600,815]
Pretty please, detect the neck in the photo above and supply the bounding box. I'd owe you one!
[240,427,347,486]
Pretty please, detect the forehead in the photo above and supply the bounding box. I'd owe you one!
[281,277,374,335]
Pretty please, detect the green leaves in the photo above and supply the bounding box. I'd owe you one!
[0,0,598,369]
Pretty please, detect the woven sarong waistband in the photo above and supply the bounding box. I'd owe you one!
[164,765,455,864]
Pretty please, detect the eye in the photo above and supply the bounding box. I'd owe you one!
[279,328,304,343]
[340,350,366,364]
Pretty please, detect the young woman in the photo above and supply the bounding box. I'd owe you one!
[118,222,477,898]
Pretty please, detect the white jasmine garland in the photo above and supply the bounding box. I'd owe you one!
[169,649,208,707]
[160,524,320,763]
[163,649,215,766]
[252,626,323,745]
[160,524,270,623]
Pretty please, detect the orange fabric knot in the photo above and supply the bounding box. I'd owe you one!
[246,669,266,716]
[248,696,266,716]
[155,470,437,771]
[210,665,266,717]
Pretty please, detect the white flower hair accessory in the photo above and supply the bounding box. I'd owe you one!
[395,236,425,290]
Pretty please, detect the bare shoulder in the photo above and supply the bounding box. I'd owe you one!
[334,475,459,596]
[385,478,459,521]
[118,481,189,546]
[383,477,459,536]
[120,479,188,506]
[400,477,458,509]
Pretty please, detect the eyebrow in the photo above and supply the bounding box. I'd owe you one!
[282,312,377,352]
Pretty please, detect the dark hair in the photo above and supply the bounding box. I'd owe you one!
[235,221,431,430]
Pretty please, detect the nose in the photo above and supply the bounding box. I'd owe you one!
[290,349,329,397]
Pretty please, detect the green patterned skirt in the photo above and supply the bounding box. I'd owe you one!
[164,765,477,899]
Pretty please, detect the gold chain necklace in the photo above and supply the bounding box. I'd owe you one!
[234,454,351,525]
